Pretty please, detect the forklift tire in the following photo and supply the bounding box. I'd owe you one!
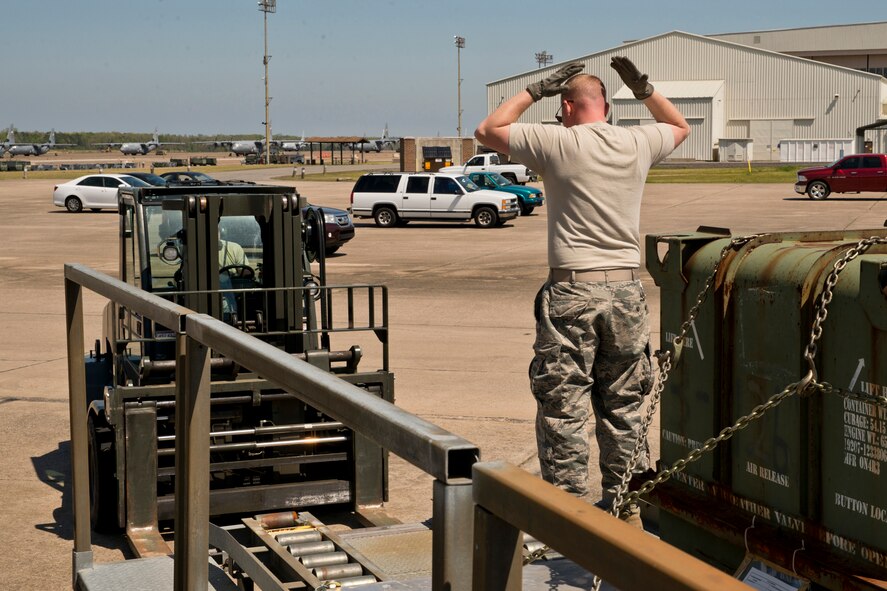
[88,413,120,533]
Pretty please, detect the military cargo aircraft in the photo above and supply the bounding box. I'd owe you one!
[198,132,306,156]
[94,130,181,155]
[349,125,399,152]
[0,128,11,156]
[277,132,308,152]
[197,137,267,156]
[3,126,74,157]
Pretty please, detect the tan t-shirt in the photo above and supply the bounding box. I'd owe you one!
[509,121,674,270]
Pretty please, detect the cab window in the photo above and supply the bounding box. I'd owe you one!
[145,205,184,291]
[466,156,483,166]
[122,204,139,289]
[862,156,882,168]
[840,157,861,169]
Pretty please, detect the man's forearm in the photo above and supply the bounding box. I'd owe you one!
[475,91,535,155]
[643,91,691,146]
[643,91,689,131]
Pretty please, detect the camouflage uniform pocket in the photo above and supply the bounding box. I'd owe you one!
[529,283,589,389]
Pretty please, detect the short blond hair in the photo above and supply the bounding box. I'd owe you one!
[564,74,607,103]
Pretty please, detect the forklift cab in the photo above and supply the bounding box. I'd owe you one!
[115,185,325,371]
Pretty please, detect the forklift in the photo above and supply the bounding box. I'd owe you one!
[83,185,392,549]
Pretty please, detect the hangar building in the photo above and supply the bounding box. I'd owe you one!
[485,23,887,162]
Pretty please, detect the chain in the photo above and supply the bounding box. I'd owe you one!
[591,234,885,588]
[672,235,764,350]
[523,545,551,565]
[625,236,885,497]
[803,236,886,381]
[610,234,762,520]
[817,382,887,406]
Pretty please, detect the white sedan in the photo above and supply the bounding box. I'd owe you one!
[53,173,150,213]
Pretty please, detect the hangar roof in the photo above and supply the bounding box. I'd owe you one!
[488,30,884,86]
[707,21,887,56]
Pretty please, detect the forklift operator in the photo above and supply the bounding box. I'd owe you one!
[219,238,250,270]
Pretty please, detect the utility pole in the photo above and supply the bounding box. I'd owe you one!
[535,51,553,69]
[454,35,465,163]
[259,0,276,165]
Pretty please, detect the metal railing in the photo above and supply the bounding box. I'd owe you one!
[65,263,477,590]
[471,461,753,591]
[66,263,755,591]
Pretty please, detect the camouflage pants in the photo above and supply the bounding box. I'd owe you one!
[530,279,652,502]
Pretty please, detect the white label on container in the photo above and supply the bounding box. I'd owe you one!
[745,461,790,488]
[662,428,702,450]
[842,392,886,476]
[834,492,887,525]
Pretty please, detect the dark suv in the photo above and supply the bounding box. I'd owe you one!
[304,205,355,254]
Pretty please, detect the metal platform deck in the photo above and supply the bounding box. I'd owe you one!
[76,555,239,591]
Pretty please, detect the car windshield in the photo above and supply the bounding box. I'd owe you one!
[455,175,481,192]
[487,172,512,187]
[137,173,169,186]
[120,176,151,187]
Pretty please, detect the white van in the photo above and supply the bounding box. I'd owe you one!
[350,172,519,228]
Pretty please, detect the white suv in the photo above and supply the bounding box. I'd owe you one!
[350,172,519,228]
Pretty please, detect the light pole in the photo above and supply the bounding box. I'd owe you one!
[259,0,276,165]
[535,51,553,69]
[454,35,465,163]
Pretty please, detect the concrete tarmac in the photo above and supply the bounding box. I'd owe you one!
[1,169,885,589]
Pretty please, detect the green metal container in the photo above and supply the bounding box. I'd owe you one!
[646,228,734,483]
[645,228,887,588]
[819,254,887,555]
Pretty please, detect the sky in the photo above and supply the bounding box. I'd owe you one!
[4,1,885,139]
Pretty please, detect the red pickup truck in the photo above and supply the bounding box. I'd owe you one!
[795,153,887,199]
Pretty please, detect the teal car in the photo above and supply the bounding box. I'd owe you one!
[467,172,544,216]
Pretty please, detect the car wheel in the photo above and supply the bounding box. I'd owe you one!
[502,173,518,184]
[520,204,535,216]
[474,206,498,228]
[88,413,119,533]
[374,206,398,227]
[65,196,83,213]
[807,181,830,200]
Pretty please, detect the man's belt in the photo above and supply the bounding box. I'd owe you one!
[549,267,638,283]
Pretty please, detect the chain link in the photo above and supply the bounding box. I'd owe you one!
[817,381,887,407]
[523,545,551,565]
